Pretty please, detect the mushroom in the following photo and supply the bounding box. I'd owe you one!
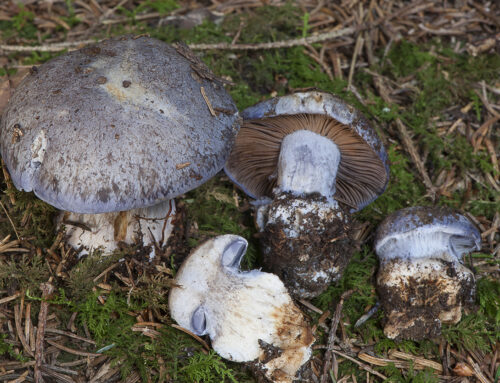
[0,36,239,255]
[169,234,314,383]
[374,206,480,340]
[224,91,389,298]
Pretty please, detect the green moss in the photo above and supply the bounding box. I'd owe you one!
[183,177,258,269]
[0,191,57,248]
[72,290,242,382]
[380,363,440,383]
[0,255,49,293]
[179,351,238,383]
[0,333,29,362]
[0,4,37,40]
[313,247,378,333]
[65,250,124,302]
[357,145,426,223]
[118,0,179,20]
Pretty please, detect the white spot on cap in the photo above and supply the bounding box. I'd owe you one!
[30,129,47,169]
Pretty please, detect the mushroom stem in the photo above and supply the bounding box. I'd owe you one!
[277,130,340,201]
[59,199,176,257]
[374,206,480,340]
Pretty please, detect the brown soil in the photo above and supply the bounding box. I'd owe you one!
[260,193,355,299]
[377,259,476,340]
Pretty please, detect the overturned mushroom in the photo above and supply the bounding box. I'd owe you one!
[225,91,389,298]
[0,36,239,255]
[375,206,480,340]
[169,235,314,383]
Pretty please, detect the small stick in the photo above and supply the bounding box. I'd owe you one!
[200,87,216,117]
[347,35,364,89]
[333,350,387,380]
[298,299,324,314]
[45,339,100,357]
[1,159,16,204]
[14,304,34,357]
[7,370,29,383]
[0,291,21,305]
[320,289,355,383]
[34,282,55,383]
[92,262,121,282]
[0,200,20,240]
[171,324,210,351]
[395,118,437,199]
[0,27,357,53]
[44,328,96,345]
[467,355,491,383]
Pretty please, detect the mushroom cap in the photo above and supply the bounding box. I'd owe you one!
[224,91,389,212]
[374,206,481,261]
[1,36,239,214]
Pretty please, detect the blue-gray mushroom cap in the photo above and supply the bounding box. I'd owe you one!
[0,36,239,214]
[224,91,389,212]
[375,206,481,261]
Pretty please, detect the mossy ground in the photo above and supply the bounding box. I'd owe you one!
[0,1,499,382]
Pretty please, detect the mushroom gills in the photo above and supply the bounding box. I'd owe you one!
[375,227,478,263]
[224,95,390,299]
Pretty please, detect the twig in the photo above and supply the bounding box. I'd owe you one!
[92,262,121,282]
[347,35,364,89]
[44,328,96,345]
[0,291,21,305]
[0,27,357,53]
[333,350,388,380]
[7,370,29,383]
[0,200,20,240]
[171,324,210,351]
[14,304,34,358]
[200,87,216,117]
[354,302,380,328]
[298,299,324,314]
[467,355,491,383]
[34,282,55,383]
[320,289,355,383]
[45,339,101,357]
[394,118,437,199]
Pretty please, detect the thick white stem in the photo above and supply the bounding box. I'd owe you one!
[277,130,340,199]
[58,199,175,257]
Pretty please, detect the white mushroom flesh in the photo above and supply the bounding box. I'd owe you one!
[59,199,175,257]
[277,130,340,200]
[169,235,314,383]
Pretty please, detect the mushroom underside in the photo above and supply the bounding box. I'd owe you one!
[225,113,387,210]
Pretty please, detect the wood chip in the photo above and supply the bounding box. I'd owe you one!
[175,162,191,170]
[200,86,216,117]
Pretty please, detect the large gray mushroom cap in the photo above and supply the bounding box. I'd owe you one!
[224,91,389,212]
[1,36,239,214]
